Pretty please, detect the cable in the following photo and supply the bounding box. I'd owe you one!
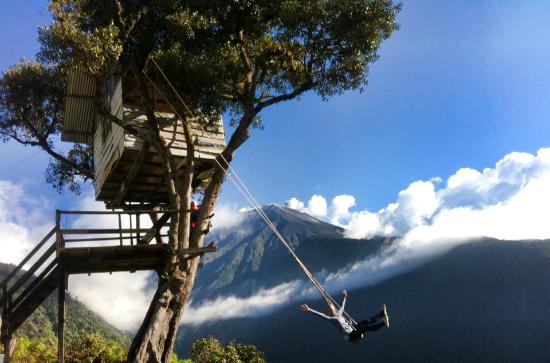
[144,57,356,325]
[0,149,41,177]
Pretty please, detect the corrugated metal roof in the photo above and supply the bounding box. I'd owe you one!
[61,67,97,144]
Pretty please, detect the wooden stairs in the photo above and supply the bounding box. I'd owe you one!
[0,209,215,363]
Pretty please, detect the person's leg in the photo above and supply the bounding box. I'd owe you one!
[348,330,363,342]
[353,305,389,333]
[354,319,386,333]
[372,304,388,320]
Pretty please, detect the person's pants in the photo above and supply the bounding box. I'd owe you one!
[348,310,386,341]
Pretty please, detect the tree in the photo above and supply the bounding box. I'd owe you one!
[191,336,265,363]
[64,331,126,363]
[0,62,93,194]
[0,0,400,361]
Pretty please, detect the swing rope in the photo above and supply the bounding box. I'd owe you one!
[143,57,357,326]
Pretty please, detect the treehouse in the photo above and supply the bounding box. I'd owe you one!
[61,67,226,207]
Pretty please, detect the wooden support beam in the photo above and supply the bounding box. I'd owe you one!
[176,245,217,256]
[57,272,66,363]
[111,142,150,207]
[61,244,171,274]
[2,334,13,363]
[2,284,12,363]
[9,338,16,357]
[64,234,170,243]
[139,213,171,245]
[61,228,153,235]
[148,212,164,245]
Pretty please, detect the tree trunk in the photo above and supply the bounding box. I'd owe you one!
[126,74,256,361]
[127,258,200,362]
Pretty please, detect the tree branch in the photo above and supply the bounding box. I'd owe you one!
[255,81,313,111]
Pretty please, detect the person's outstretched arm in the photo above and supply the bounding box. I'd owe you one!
[339,290,348,314]
[300,304,334,320]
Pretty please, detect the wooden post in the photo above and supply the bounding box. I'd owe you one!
[129,214,134,246]
[136,213,141,242]
[55,210,61,255]
[147,211,164,244]
[55,210,65,363]
[2,285,11,363]
[57,273,66,363]
[3,334,11,363]
[118,213,123,246]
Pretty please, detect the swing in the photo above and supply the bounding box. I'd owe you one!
[145,58,359,330]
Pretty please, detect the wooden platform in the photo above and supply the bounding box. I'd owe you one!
[1,209,216,363]
[60,244,172,274]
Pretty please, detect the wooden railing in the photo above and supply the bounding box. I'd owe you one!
[57,209,178,247]
[0,208,215,363]
[0,226,57,362]
[0,209,175,362]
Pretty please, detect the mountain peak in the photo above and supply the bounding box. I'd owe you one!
[254,204,337,227]
[241,204,346,240]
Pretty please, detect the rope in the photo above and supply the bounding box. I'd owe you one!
[0,149,41,177]
[143,57,357,326]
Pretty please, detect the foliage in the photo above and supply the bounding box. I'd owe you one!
[0,0,400,359]
[7,333,263,363]
[0,262,129,349]
[8,332,126,363]
[191,336,266,363]
[0,0,400,193]
[0,61,93,193]
[65,331,126,363]
[172,353,193,363]
[11,336,57,363]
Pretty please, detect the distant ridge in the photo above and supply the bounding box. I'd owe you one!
[192,205,383,300]
[0,262,129,346]
[178,206,550,362]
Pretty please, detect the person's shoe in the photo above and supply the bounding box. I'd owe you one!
[382,304,390,328]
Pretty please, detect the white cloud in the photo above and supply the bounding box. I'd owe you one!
[6,147,550,329]
[286,195,328,218]
[0,180,51,265]
[87,147,550,327]
[182,281,308,326]
[54,194,156,331]
[211,203,246,230]
[236,147,550,325]
[286,148,548,244]
[64,198,249,330]
[286,197,304,210]
[70,272,155,331]
[329,194,356,224]
[287,149,550,243]
[307,195,328,217]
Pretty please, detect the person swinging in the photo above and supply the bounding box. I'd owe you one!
[300,290,389,343]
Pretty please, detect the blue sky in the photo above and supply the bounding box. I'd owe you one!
[4,0,550,330]
[1,0,550,212]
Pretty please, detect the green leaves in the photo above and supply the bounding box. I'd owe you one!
[65,331,127,363]
[0,61,94,192]
[38,9,123,75]
[0,0,400,192]
[191,336,266,363]
[0,61,64,136]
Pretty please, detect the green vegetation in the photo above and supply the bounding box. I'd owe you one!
[65,332,126,363]
[191,336,266,363]
[10,332,126,363]
[1,0,400,359]
[6,334,263,363]
[10,336,56,363]
[0,262,129,349]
